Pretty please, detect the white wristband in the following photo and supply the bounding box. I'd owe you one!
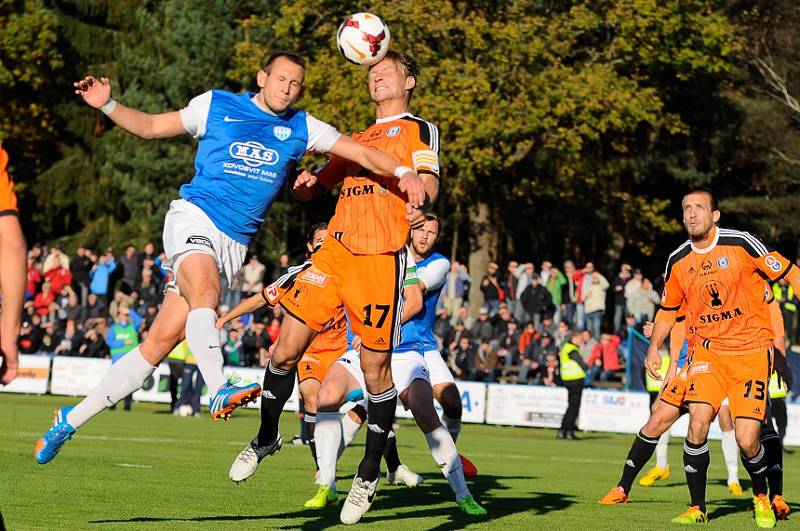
[100,98,117,115]
[394,165,413,179]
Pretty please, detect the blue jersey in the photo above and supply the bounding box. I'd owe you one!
[395,252,450,355]
[677,339,689,369]
[179,90,337,245]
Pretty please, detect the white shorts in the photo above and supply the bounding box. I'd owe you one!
[335,349,430,396]
[424,349,455,386]
[162,199,247,294]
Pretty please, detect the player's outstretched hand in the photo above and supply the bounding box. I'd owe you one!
[644,348,663,381]
[215,316,228,330]
[642,321,654,338]
[74,76,112,109]
[398,170,425,207]
[293,170,317,190]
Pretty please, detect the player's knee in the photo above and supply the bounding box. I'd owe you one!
[687,419,711,444]
[316,386,341,411]
[735,432,760,457]
[271,343,302,369]
[439,386,462,419]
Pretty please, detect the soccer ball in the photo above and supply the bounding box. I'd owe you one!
[336,12,391,66]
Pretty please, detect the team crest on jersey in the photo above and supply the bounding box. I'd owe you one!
[386,126,401,137]
[273,126,291,141]
[700,280,727,309]
[229,141,279,167]
[717,256,729,269]
[765,255,782,272]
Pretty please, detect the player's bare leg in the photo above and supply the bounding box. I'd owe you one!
[35,291,187,464]
[718,404,743,495]
[0,214,26,385]
[600,399,682,504]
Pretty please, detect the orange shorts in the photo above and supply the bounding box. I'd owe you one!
[685,345,772,421]
[660,366,689,410]
[298,346,347,383]
[280,237,406,353]
[0,145,18,215]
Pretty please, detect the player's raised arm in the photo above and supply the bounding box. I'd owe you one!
[216,292,269,329]
[327,135,426,206]
[74,76,187,139]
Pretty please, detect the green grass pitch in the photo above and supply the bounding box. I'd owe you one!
[1,394,798,529]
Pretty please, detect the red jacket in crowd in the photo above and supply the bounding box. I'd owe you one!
[587,335,621,371]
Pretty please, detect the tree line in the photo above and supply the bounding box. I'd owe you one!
[2,0,798,291]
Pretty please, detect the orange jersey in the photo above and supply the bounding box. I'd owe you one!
[0,144,19,213]
[659,227,792,356]
[305,306,348,355]
[317,113,440,255]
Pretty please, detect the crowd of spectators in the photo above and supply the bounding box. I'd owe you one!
[20,244,799,391]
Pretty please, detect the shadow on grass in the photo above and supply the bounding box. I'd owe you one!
[89,474,564,528]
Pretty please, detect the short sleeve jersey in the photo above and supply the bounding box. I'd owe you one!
[178,90,340,246]
[395,252,450,354]
[317,113,440,255]
[0,144,18,214]
[660,227,792,356]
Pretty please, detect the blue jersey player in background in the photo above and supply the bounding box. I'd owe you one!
[36,52,428,465]
[397,213,478,477]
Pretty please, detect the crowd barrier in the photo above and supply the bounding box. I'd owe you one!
[3,354,798,446]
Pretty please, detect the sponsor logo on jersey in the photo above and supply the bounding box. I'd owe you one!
[273,126,291,141]
[300,269,329,287]
[688,266,696,274]
[386,126,401,137]
[717,256,729,269]
[229,141,280,167]
[689,362,710,375]
[765,255,782,272]
[186,235,213,249]
[698,307,743,324]
[339,183,375,198]
[223,115,243,122]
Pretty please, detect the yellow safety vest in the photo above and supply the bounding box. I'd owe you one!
[167,340,194,364]
[559,342,587,381]
[769,370,788,399]
[773,283,796,312]
[646,354,671,392]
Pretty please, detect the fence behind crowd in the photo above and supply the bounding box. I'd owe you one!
[3,353,799,447]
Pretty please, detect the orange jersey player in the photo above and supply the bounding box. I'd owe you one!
[0,143,26,385]
[644,187,800,526]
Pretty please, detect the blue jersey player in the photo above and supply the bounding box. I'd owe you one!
[35,53,428,465]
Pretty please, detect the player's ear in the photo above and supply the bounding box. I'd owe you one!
[712,209,721,224]
[256,69,268,88]
[405,75,416,92]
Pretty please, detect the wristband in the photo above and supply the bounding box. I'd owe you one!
[100,98,117,115]
[394,165,413,178]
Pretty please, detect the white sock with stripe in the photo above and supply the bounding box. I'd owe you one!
[66,347,155,429]
[721,429,740,485]
[425,425,470,501]
[656,432,670,469]
[315,412,342,491]
[185,308,225,393]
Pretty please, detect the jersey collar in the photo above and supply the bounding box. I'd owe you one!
[376,112,411,124]
[690,226,719,254]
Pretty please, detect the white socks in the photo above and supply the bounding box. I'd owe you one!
[656,432,670,469]
[342,410,362,447]
[441,413,462,443]
[315,412,342,491]
[425,425,470,501]
[66,347,155,429]
[185,308,225,393]
[721,429,740,484]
